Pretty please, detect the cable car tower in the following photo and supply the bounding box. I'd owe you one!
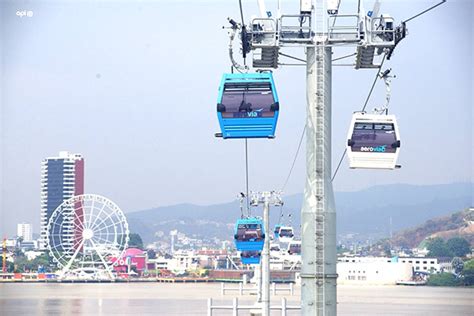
[218,0,444,314]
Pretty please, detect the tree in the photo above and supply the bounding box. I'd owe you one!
[446,237,471,257]
[426,237,452,257]
[147,249,157,259]
[7,261,15,273]
[383,243,392,257]
[128,233,144,249]
[451,257,464,275]
[461,259,474,286]
[31,252,54,272]
[427,272,460,286]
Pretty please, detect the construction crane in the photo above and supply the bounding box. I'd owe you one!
[2,237,7,273]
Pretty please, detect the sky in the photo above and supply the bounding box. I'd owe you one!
[0,0,472,235]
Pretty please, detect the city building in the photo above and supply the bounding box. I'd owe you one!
[337,260,413,285]
[39,151,84,250]
[398,257,440,273]
[111,248,148,277]
[19,240,38,251]
[337,256,440,285]
[17,223,33,241]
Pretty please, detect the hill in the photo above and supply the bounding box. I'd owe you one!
[126,182,472,244]
[390,208,474,249]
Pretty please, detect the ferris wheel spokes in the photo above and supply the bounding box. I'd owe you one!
[46,194,129,280]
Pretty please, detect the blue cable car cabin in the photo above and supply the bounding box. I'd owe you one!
[217,73,279,139]
[274,224,282,239]
[234,218,265,251]
[240,251,261,264]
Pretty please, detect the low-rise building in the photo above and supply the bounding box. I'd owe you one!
[337,256,441,285]
[337,260,413,285]
[397,257,440,273]
[17,223,33,242]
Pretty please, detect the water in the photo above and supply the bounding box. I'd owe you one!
[0,282,472,315]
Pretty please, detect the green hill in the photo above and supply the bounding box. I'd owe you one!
[390,208,474,249]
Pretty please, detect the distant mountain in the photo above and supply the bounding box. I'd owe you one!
[126,182,472,243]
[390,208,474,249]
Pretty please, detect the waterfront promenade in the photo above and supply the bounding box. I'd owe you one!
[0,283,472,315]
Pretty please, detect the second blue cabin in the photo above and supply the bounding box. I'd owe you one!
[217,73,279,139]
[240,251,261,264]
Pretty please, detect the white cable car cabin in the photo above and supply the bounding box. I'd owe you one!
[270,243,281,252]
[277,226,295,243]
[287,240,301,255]
[346,112,401,169]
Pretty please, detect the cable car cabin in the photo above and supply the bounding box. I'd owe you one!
[277,226,295,243]
[270,243,281,252]
[234,218,265,251]
[217,73,279,139]
[346,113,401,169]
[273,224,282,239]
[240,251,261,264]
[287,241,301,255]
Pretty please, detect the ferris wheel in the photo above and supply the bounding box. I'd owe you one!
[46,194,129,280]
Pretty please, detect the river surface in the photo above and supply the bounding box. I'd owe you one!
[0,282,472,315]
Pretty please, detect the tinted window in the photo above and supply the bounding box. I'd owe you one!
[236,223,263,241]
[241,251,261,258]
[351,122,397,153]
[289,243,301,254]
[221,82,276,118]
[279,229,294,237]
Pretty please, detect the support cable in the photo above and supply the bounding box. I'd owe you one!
[331,53,387,181]
[281,124,307,192]
[238,0,245,27]
[330,0,344,29]
[278,52,306,63]
[277,204,284,226]
[238,0,247,66]
[281,52,357,64]
[245,138,250,216]
[331,148,347,182]
[403,0,446,23]
[361,53,386,112]
[228,26,247,73]
[332,53,357,62]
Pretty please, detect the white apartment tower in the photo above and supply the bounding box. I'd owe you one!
[17,223,33,241]
[40,151,84,250]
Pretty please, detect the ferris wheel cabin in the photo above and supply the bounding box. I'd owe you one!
[346,113,401,169]
[217,73,279,139]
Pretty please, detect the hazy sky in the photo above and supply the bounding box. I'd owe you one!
[1,0,472,235]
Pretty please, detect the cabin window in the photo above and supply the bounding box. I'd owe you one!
[350,122,397,153]
[221,83,276,118]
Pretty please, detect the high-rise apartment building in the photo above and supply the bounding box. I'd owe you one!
[39,151,84,250]
[17,223,33,241]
